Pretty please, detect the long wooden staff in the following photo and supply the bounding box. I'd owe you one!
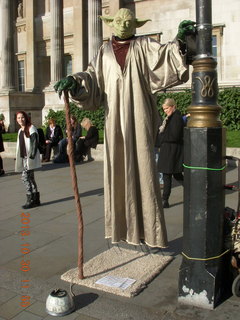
[63,90,84,279]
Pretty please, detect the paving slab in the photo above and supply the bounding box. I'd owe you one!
[24,301,48,318]
[0,288,17,304]
[11,310,43,320]
[0,295,34,319]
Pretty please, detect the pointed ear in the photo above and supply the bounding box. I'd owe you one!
[135,19,151,28]
[99,15,114,27]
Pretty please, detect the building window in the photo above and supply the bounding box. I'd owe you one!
[212,35,217,60]
[64,55,72,77]
[17,0,24,19]
[18,60,25,92]
[212,25,225,80]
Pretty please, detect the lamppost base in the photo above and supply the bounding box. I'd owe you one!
[178,127,232,309]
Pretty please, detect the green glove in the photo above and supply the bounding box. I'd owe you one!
[177,20,196,43]
[54,76,77,98]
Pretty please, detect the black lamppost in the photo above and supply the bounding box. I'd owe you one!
[178,0,231,309]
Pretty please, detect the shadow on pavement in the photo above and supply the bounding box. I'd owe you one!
[169,201,183,208]
[37,162,70,171]
[39,161,90,171]
[42,188,104,206]
[166,236,183,256]
[73,292,99,311]
[0,171,19,177]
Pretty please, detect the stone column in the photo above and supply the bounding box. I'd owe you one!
[50,0,64,85]
[25,0,36,91]
[88,0,102,62]
[1,0,15,91]
[46,0,50,13]
[73,0,87,72]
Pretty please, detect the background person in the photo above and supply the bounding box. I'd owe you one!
[0,118,6,134]
[15,111,41,209]
[42,118,63,162]
[183,113,190,125]
[0,120,5,176]
[155,112,164,188]
[158,98,184,208]
[75,118,99,162]
[54,115,81,163]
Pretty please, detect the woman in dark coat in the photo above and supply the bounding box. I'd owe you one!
[75,118,99,162]
[0,120,5,176]
[158,98,184,208]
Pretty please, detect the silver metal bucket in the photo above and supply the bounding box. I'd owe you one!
[46,288,75,317]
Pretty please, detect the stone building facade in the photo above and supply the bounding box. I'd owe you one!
[0,0,239,132]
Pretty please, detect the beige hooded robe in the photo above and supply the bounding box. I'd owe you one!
[71,36,189,248]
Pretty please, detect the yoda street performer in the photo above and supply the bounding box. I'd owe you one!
[54,9,195,248]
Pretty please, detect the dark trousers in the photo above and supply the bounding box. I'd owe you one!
[162,173,184,200]
[75,139,88,161]
[57,138,68,161]
[0,156,3,170]
[43,143,54,161]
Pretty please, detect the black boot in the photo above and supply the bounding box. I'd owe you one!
[32,192,41,207]
[22,194,34,209]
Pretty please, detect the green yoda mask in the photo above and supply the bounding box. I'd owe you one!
[100,8,151,40]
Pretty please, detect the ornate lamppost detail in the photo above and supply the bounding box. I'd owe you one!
[187,0,221,129]
[189,58,221,128]
[195,74,216,98]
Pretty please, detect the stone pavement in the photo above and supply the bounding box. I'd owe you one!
[0,158,239,320]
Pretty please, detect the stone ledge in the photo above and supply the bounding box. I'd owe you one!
[1,142,104,161]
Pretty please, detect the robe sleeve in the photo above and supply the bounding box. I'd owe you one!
[142,37,189,94]
[70,47,104,110]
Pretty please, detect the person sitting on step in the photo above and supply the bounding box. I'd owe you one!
[54,115,82,163]
[42,118,63,162]
[75,118,99,162]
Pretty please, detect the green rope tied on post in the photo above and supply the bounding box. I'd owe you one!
[183,164,226,171]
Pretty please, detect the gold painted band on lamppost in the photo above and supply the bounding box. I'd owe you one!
[188,57,222,128]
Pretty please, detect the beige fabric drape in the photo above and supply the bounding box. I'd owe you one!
[71,36,189,248]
